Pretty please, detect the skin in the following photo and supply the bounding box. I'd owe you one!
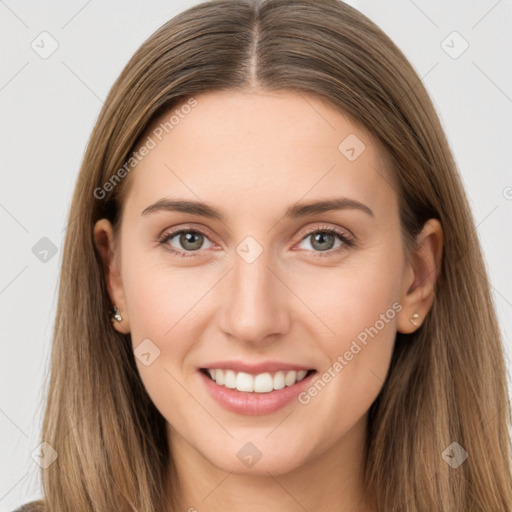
[94,90,443,512]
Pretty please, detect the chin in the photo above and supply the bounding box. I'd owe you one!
[200,439,311,477]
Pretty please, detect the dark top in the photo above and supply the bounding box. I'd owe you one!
[11,500,45,512]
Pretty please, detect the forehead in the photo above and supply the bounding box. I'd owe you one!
[122,90,397,224]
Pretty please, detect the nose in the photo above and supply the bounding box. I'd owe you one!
[217,249,291,346]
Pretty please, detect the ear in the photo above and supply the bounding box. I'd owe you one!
[396,218,443,334]
[93,218,130,334]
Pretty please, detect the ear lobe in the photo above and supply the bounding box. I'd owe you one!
[93,219,130,334]
[396,218,443,334]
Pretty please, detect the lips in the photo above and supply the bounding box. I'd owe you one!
[198,360,317,415]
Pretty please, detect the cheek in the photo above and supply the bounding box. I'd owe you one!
[296,292,398,454]
[286,244,404,345]
[120,250,215,384]
[120,234,206,341]
[120,260,206,423]
[291,246,402,425]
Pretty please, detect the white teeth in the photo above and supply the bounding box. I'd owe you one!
[215,369,224,385]
[284,370,297,386]
[236,372,254,392]
[273,371,285,390]
[224,370,236,389]
[205,368,310,392]
[254,372,274,393]
[296,370,307,381]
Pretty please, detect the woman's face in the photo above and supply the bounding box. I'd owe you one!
[96,90,426,476]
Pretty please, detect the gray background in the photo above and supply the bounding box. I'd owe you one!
[1,0,511,509]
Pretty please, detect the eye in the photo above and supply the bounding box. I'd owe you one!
[296,226,354,255]
[158,228,215,257]
[158,225,354,258]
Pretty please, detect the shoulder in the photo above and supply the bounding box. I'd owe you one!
[11,500,45,512]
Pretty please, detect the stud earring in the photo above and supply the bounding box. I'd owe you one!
[109,305,122,323]
[410,312,420,327]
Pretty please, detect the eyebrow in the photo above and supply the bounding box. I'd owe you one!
[141,197,374,221]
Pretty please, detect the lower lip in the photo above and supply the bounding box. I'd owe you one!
[198,370,316,415]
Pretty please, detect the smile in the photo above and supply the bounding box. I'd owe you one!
[201,368,313,393]
[198,363,318,415]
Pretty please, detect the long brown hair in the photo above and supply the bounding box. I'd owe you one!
[33,0,512,510]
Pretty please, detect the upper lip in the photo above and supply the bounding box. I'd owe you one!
[200,360,315,375]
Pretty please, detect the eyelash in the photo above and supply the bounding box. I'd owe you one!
[157,224,355,259]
